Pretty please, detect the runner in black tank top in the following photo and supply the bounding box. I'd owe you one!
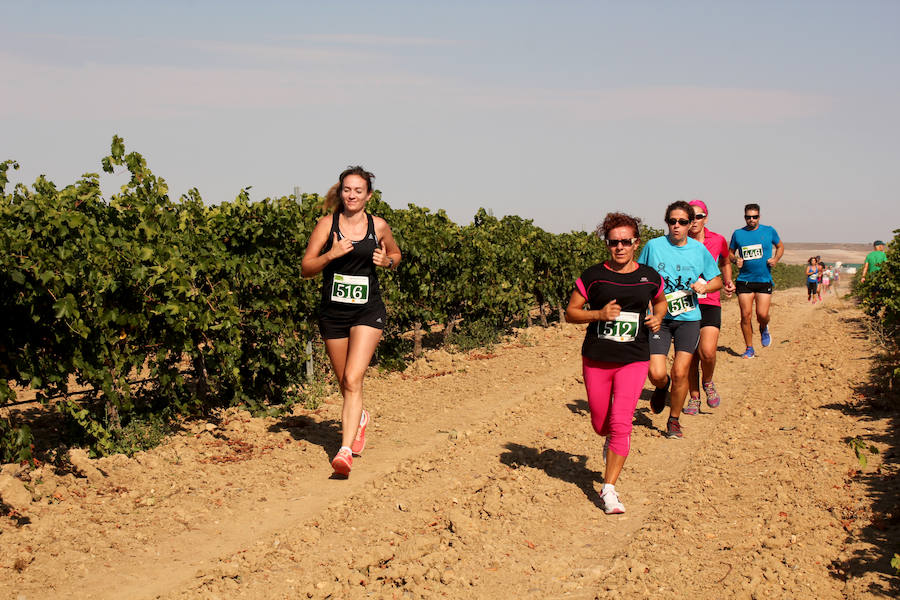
[301,166,402,477]
[320,212,386,323]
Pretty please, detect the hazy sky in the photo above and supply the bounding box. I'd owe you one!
[2,1,898,243]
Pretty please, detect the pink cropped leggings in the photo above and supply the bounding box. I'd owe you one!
[582,357,649,457]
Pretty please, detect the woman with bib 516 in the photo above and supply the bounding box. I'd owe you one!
[301,166,401,477]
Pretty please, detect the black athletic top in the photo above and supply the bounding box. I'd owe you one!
[320,212,384,317]
[575,263,664,364]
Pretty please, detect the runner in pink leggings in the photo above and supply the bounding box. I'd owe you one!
[566,212,667,514]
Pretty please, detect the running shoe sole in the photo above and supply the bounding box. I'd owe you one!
[331,450,352,476]
[351,409,369,455]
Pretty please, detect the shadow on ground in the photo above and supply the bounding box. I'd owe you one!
[270,415,342,457]
[500,442,603,510]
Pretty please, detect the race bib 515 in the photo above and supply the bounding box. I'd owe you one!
[665,289,696,317]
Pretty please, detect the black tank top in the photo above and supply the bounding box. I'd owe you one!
[320,212,383,315]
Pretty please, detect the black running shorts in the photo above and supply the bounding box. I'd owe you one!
[699,304,722,329]
[735,280,774,295]
[318,303,387,340]
[649,319,701,355]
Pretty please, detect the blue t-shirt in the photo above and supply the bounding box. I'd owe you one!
[638,236,721,322]
[806,265,819,283]
[729,225,781,283]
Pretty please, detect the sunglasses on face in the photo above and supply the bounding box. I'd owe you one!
[744,214,760,220]
[605,238,637,247]
[665,218,692,226]
[694,213,707,219]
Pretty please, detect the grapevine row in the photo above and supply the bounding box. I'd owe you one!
[0,138,637,460]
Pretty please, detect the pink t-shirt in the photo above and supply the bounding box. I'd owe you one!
[697,228,728,307]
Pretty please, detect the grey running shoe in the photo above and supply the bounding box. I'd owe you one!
[666,417,683,439]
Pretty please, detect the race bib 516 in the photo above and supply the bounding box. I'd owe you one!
[741,244,764,260]
[599,311,640,342]
[331,273,369,304]
[665,289,696,317]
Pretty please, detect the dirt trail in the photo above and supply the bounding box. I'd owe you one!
[2,287,898,599]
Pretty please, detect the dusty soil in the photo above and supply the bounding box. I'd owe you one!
[1,287,899,599]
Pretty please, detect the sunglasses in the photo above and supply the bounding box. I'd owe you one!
[694,213,707,219]
[744,214,760,220]
[665,218,692,226]
[605,238,637,247]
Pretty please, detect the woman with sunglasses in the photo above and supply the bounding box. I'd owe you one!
[566,212,667,514]
[638,201,722,439]
[683,200,734,415]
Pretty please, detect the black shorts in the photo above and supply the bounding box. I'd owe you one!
[649,319,701,355]
[699,304,722,329]
[318,303,387,339]
[736,280,774,295]
[806,281,817,295]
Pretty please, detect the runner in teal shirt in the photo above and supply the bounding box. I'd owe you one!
[638,201,722,440]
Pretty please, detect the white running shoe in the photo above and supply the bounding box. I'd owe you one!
[601,486,625,514]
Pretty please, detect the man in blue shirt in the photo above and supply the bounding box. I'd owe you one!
[728,203,784,358]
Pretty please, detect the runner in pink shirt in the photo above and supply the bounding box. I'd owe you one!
[684,200,735,414]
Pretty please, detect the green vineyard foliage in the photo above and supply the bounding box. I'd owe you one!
[855,228,900,388]
[1,138,625,460]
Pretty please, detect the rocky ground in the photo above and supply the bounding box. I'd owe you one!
[1,287,898,599]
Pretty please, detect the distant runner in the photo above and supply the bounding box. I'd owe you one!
[816,256,824,302]
[566,212,667,514]
[684,200,734,414]
[639,201,722,439]
[729,204,784,359]
[860,240,887,283]
[806,257,819,303]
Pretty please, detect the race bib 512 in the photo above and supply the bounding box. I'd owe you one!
[599,311,640,342]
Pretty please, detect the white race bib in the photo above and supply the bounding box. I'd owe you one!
[741,244,764,260]
[665,289,696,317]
[599,311,640,342]
[330,273,369,304]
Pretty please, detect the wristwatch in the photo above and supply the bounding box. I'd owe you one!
[388,257,395,269]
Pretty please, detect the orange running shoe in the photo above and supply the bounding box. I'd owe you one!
[351,409,369,455]
[331,448,352,476]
